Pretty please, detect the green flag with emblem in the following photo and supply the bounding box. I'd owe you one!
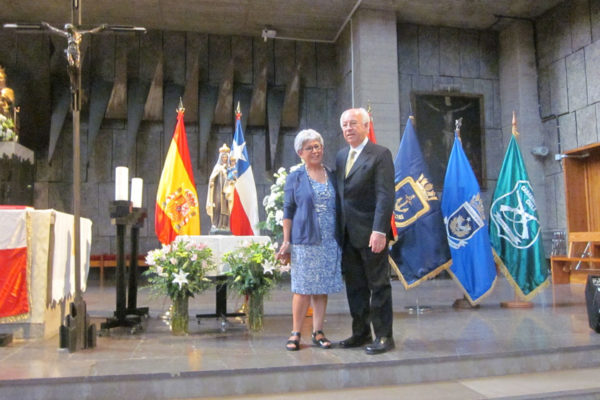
[489,119,549,300]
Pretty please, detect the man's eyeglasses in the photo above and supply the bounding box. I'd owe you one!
[303,144,322,152]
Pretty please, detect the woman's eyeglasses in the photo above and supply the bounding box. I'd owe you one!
[303,144,322,152]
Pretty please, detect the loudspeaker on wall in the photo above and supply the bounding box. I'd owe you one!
[585,275,600,333]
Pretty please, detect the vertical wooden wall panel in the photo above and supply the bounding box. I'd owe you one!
[15,33,51,151]
[232,36,253,85]
[274,40,295,87]
[209,36,231,85]
[87,34,116,167]
[297,42,316,87]
[105,35,130,120]
[47,36,70,164]
[142,31,164,121]
[253,37,274,86]
[213,59,234,125]
[182,32,202,123]
[163,31,186,152]
[316,43,337,89]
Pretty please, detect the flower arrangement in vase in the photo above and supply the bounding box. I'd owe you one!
[144,238,215,334]
[222,240,289,331]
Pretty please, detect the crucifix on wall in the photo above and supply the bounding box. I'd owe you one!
[4,0,145,352]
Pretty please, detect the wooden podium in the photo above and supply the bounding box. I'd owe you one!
[551,143,600,284]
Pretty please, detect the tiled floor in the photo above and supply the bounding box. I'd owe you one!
[2,276,600,399]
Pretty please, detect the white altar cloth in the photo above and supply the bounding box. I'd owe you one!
[0,208,92,338]
[177,235,271,275]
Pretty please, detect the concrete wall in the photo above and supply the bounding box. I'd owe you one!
[396,23,502,206]
[498,20,549,250]
[535,0,600,234]
[1,32,339,255]
[5,0,595,259]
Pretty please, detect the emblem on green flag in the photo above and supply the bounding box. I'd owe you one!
[489,135,548,300]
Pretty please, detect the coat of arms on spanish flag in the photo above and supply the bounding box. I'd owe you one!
[155,105,200,244]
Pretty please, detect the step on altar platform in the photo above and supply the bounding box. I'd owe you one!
[1,277,600,399]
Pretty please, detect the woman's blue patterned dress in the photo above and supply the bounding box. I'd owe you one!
[291,172,343,294]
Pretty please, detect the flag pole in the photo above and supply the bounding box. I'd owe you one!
[500,111,534,309]
[451,117,482,310]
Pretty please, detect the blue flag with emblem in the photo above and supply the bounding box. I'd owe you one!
[489,124,548,300]
[441,131,497,305]
[389,117,451,288]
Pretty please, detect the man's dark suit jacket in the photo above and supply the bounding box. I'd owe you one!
[335,140,395,249]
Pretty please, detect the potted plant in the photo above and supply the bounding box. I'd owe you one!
[144,238,215,335]
[222,240,289,332]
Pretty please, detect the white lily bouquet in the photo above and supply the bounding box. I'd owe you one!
[259,164,302,241]
[144,238,216,299]
[144,238,216,334]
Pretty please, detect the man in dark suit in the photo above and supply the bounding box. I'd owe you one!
[335,107,396,355]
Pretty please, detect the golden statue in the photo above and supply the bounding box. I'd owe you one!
[207,143,232,232]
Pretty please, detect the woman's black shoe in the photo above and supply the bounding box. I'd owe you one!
[312,330,332,349]
[286,331,301,351]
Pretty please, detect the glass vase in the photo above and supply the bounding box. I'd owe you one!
[247,292,264,332]
[171,293,189,335]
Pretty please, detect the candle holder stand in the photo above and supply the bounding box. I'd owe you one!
[127,207,149,317]
[100,201,147,334]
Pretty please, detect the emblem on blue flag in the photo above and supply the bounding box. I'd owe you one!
[490,180,540,249]
[445,194,486,249]
[394,174,437,228]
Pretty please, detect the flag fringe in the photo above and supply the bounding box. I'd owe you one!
[446,268,498,307]
[390,256,452,290]
[495,252,550,302]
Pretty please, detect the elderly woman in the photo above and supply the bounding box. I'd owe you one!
[278,129,343,351]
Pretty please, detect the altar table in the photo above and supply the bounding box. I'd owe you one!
[178,235,271,275]
[177,235,271,319]
[0,208,92,339]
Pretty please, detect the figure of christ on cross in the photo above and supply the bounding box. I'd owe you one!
[41,22,107,92]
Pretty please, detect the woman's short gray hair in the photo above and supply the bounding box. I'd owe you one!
[294,129,324,154]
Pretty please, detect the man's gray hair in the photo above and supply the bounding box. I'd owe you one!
[294,129,324,153]
[339,107,370,128]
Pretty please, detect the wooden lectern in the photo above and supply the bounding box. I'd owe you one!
[551,143,600,283]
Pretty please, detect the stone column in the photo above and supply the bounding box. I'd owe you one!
[498,20,549,236]
[350,8,400,153]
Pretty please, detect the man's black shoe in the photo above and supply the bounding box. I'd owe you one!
[365,336,395,355]
[338,334,372,348]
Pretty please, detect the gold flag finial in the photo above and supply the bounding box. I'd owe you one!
[177,97,185,113]
[512,110,519,138]
[367,102,372,114]
[236,101,241,115]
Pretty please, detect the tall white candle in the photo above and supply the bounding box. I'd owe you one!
[131,178,143,208]
[115,166,129,201]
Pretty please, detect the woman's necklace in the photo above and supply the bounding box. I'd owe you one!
[306,165,327,183]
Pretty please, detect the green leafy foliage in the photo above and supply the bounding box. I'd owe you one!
[222,240,289,298]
